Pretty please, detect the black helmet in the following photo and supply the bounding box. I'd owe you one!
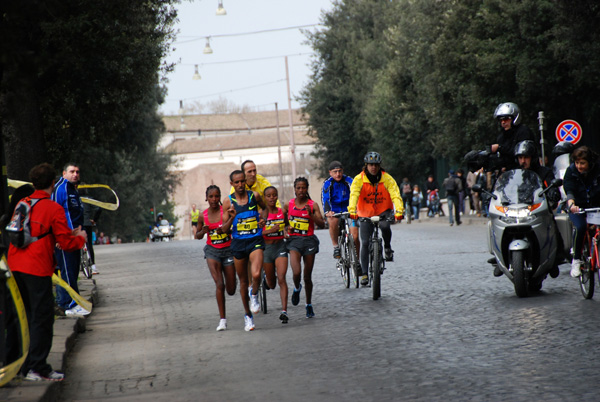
[514,140,537,158]
[364,152,382,164]
[494,102,521,126]
[552,141,575,158]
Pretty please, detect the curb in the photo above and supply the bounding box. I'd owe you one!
[0,278,97,401]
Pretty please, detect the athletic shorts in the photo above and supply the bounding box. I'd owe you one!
[286,235,320,256]
[264,240,288,264]
[231,236,265,260]
[192,221,198,227]
[204,245,234,266]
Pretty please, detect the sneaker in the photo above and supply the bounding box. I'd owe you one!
[493,265,503,277]
[250,293,260,314]
[333,247,341,259]
[457,221,462,226]
[279,311,289,324]
[449,222,454,226]
[385,248,394,262]
[65,305,91,317]
[549,266,560,279]
[360,275,369,286]
[244,314,255,331]
[306,304,315,318]
[91,264,99,275]
[571,259,582,278]
[216,318,227,331]
[25,370,64,382]
[487,257,497,264]
[291,284,302,306]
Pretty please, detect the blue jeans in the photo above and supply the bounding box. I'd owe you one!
[569,212,588,259]
[412,205,420,220]
[447,195,460,224]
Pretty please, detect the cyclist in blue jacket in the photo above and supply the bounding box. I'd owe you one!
[321,161,359,262]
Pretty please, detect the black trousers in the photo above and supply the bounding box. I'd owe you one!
[13,271,54,375]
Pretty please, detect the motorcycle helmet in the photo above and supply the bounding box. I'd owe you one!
[514,140,537,158]
[551,141,575,158]
[157,212,164,220]
[494,102,521,126]
[364,151,382,164]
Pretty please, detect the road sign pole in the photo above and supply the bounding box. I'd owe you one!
[538,111,545,166]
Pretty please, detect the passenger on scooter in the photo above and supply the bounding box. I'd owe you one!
[489,102,536,170]
[563,146,600,278]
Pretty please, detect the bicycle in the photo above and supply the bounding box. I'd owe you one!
[577,208,600,299]
[258,270,268,314]
[359,215,394,300]
[80,243,93,279]
[332,212,359,289]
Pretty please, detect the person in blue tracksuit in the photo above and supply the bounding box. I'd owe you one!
[52,162,89,317]
[321,161,359,262]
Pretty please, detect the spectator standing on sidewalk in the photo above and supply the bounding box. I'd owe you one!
[7,163,87,382]
[443,170,462,226]
[52,162,89,317]
[400,178,412,223]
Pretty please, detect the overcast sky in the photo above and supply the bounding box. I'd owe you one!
[160,0,335,116]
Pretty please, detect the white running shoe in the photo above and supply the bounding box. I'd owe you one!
[244,315,255,331]
[250,294,260,314]
[91,264,99,275]
[65,305,91,317]
[571,259,582,278]
[216,319,227,331]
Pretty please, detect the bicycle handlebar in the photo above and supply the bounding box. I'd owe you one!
[574,207,600,214]
[358,216,395,223]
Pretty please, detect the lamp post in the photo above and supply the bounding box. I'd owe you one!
[275,102,285,201]
[285,56,297,180]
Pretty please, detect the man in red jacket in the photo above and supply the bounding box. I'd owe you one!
[7,163,87,382]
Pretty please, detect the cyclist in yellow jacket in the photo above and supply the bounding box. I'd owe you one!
[348,152,404,286]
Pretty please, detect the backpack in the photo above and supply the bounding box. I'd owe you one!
[5,197,51,248]
[445,177,457,193]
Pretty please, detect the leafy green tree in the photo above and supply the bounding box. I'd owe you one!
[0,0,180,241]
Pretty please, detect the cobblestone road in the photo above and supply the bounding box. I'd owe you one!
[60,218,600,401]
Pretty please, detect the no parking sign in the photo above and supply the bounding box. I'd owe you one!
[555,120,583,144]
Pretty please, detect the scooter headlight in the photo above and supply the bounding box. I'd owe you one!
[161,227,169,234]
[496,205,539,223]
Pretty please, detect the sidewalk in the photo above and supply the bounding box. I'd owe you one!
[0,278,98,402]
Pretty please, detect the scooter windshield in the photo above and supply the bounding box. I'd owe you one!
[494,169,543,206]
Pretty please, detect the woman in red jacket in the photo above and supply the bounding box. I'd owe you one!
[7,163,86,382]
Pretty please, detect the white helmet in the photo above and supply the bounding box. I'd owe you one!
[494,102,521,126]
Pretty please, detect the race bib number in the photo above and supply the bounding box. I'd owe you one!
[237,217,258,235]
[209,229,229,244]
[290,217,310,234]
[265,220,285,237]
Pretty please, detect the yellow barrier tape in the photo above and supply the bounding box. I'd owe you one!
[79,184,119,211]
[7,180,119,211]
[51,274,92,312]
[0,257,30,387]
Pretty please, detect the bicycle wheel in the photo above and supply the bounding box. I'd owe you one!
[80,248,93,279]
[579,234,595,299]
[372,239,381,300]
[260,275,268,314]
[339,234,350,288]
[347,233,359,289]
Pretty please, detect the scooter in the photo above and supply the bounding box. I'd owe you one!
[473,169,565,297]
[149,219,175,242]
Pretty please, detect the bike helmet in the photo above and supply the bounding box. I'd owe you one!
[514,140,537,158]
[494,102,521,126]
[551,141,575,158]
[364,151,382,164]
